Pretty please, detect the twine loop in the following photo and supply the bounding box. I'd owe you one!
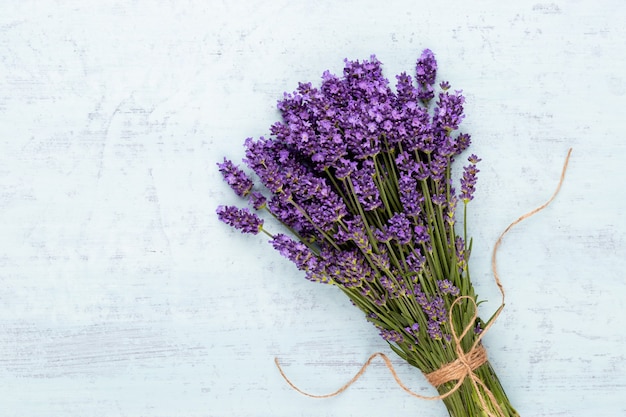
[424,343,487,387]
[276,149,573,417]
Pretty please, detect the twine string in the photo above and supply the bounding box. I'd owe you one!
[275,148,573,417]
[275,353,436,400]
[491,147,573,309]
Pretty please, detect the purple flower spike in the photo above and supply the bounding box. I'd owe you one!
[334,157,358,179]
[216,205,264,234]
[386,213,412,245]
[416,49,437,101]
[460,154,481,202]
[406,250,426,274]
[427,321,443,340]
[379,328,404,343]
[438,279,460,296]
[352,160,382,211]
[416,49,437,85]
[217,158,254,198]
[404,322,420,337]
[271,234,317,271]
[249,191,267,210]
[427,296,447,324]
[398,175,424,217]
[434,89,465,132]
[455,133,472,154]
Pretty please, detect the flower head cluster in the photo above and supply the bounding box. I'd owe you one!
[217,158,253,197]
[460,154,482,202]
[216,205,263,235]
[271,234,317,272]
[416,49,437,102]
[217,50,484,369]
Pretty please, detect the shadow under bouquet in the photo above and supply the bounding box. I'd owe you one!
[217,50,519,417]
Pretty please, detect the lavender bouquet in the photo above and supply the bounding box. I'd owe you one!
[217,50,519,417]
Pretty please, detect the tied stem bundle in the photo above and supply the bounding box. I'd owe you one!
[215,50,562,417]
[273,144,571,417]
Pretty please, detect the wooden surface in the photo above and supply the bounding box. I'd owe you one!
[1,1,625,416]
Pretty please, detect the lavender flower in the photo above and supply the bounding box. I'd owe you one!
[416,49,437,102]
[216,205,263,234]
[334,157,358,179]
[406,250,426,274]
[351,159,381,211]
[404,322,420,337]
[413,224,431,248]
[429,153,449,183]
[425,296,447,324]
[217,158,253,197]
[460,154,481,202]
[455,236,467,271]
[426,321,443,340]
[299,178,348,232]
[249,191,267,210]
[456,132,472,154]
[413,284,429,307]
[398,175,424,217]
[438,279,460,296]
[434,89,465,133]
[243,136,286,195]
[379,328,404,344]
[267,195,312,236]
[395,72,419,107]
[366,312,379,320]
[271,234,318,272]
[385,213,412,245]
[432,193,447,206]
[416,49,437,86]
[379,274,397,296]
[446,193,458,226]
[272,81,348,171]
[371,248,391,270]
[395,151,417,173]
[308,245,374,287]
[335,217,372,253]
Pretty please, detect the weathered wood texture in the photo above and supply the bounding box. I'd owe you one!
[1,1,625,416]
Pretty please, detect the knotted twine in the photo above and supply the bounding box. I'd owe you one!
[276,148,573,417]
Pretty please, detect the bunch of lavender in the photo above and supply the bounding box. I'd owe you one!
[217,50,518,417]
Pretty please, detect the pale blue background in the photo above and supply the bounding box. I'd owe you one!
[1,1,625,416]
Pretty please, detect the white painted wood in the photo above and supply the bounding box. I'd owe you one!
[1,1,625,416]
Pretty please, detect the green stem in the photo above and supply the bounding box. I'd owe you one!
[420,179,449,281]
[433,359,520,417]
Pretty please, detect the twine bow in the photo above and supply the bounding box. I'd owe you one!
[276,148,573,417]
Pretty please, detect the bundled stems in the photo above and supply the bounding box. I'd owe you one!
[436,361,519,417]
